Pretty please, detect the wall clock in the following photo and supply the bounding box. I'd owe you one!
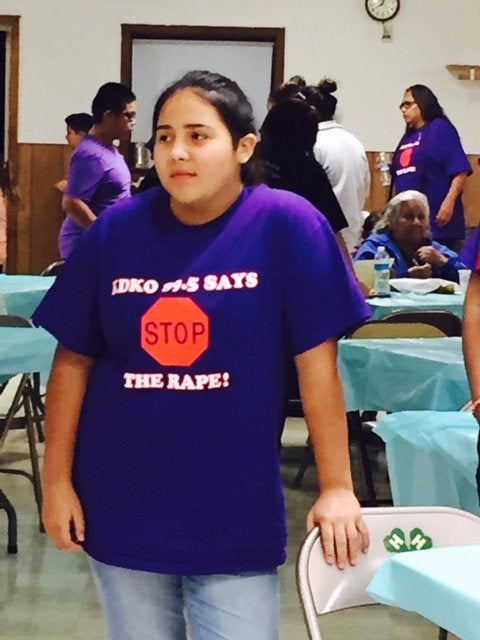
[365,0,400,22]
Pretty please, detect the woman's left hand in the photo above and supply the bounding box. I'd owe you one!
[408,263,433,279]
[306,488,370,569]
[436,199,455,227]
[415,246,448,267]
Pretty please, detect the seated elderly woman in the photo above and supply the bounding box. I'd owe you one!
[354,190,466,282]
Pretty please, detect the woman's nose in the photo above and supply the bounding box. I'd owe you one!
[170,142,189,161]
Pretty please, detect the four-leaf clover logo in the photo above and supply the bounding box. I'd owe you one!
[384,527,433,553]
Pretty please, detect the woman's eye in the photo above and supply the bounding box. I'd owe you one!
[157,134,170,143]
[192,131,207,141]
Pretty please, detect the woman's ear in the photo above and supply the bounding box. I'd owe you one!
[236,133,258,165]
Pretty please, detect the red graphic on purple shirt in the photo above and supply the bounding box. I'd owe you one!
[141,297,210,366]
[399,147,413,168]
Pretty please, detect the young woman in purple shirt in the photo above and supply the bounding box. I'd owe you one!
[34,71,370,640]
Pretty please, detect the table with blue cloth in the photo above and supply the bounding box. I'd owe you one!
[338,337,469,412]
[367,291,464,320]
[0,326,57,384]
[367,545,480,640]
[0,274,55,318]
[374,411,479,514]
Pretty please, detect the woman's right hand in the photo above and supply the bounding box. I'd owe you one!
[42,482,85,552]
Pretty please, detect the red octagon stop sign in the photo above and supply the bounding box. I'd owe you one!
[141,297,210,366]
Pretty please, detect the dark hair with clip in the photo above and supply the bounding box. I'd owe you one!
[304,77,338,121]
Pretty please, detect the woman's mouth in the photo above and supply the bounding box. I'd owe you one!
[170,171,196,179]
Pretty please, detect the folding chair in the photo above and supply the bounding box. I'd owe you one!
[381,309,462,337]
[0,487,17,554]
[0,315,45,535]
[348,320,447,339]
[40,260,64,276]
[297,506,480,640]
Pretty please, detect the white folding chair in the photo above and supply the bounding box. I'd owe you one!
[296,506,480,640]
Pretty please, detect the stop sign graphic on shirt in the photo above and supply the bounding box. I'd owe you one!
[141,297,210,366]
[399,147,413,168]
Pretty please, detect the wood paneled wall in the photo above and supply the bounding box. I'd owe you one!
[12,143,70,273]
[4,145,480,273]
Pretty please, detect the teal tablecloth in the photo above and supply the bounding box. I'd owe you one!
[367,545,480,640]
[0,326,57,383]
[367,291,464,320]
[374,411,479,514]
[338,337,469,412]
[0,274,55,318]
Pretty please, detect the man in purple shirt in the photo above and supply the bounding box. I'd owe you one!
[59,82,136,259]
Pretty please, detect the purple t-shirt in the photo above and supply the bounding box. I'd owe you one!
[34,185,370,575]
[460,229,480,272]
[59,135,131,259]
[392,118,471,241]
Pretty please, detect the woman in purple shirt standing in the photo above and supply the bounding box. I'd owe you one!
[59,82,136,259]
[392,84,471,250]
[35,71,370,640]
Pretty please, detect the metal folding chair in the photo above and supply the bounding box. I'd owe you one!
[0,315,45,537]
[297,506,480,640]
[381,309,462,337]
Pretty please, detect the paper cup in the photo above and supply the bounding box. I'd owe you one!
[458,269,472,293]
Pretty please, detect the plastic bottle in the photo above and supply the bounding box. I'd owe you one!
[374,246,391,297]
[378,152,391,187]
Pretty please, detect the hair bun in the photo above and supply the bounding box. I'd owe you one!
[284,75,306,89]
[317,77,337,95]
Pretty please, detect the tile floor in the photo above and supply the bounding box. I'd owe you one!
[0,415,455,639]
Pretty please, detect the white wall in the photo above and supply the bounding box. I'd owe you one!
[3,0,480,151]
[131,40,273,142]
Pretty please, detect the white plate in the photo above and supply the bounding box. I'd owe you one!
[389,278,460,294]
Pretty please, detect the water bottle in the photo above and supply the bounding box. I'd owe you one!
[378,151,391,187]
[374,246,391,297]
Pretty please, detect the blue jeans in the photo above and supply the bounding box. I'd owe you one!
[90,558,280,640]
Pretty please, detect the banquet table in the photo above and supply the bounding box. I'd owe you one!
[0,274,55,318]
[367,545,480,640]
[0,326,57,383]
[374,411,479,514]
[367,291,464,320]
[338,337,469,412]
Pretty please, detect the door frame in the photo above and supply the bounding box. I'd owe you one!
[120,24,284,162]
[0,15,19,273]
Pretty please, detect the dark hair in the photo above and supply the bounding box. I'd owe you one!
[260,97,318,156]
[152,70,262,185]
[268,75,306,107]
[361,210,384,240]
[304,78,338,121]
[91,82,136,124]
[405,84,447,127]
[64,112,93,133]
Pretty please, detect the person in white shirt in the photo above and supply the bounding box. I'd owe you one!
[307,79,371,254]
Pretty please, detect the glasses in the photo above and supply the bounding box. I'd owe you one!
[399,100,416,111]
[120,111,137,122]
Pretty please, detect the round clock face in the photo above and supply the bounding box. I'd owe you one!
[365,0,400,22]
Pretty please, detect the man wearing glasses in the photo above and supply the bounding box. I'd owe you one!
[59,82,136,259]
